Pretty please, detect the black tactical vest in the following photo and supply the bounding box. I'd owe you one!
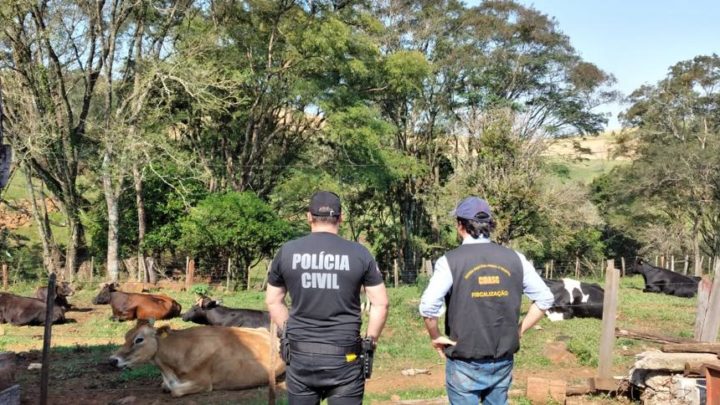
[443,242,524,360]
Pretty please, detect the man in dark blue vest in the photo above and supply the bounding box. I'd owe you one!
[419,196,554,404]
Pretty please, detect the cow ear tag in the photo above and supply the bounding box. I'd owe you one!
[157,325,171,338]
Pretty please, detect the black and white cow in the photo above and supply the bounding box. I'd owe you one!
[542,278,604,321]
[629,258,700,298]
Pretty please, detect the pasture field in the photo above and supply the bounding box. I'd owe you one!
[0,275,700,404]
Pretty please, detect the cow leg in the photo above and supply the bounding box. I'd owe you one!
[169,379,212,397]
[546,310,565,322]
[643,285,661,293]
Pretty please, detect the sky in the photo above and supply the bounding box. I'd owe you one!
[469,0,720,130]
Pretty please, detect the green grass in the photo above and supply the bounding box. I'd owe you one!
[544,158,626,185]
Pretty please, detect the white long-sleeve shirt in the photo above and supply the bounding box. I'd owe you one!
[419,236,555,318]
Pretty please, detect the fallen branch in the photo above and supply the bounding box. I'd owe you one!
[615,328,693,344]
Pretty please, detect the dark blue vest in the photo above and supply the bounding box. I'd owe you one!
[444,242,524,359]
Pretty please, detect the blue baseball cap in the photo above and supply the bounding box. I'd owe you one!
[452,196,492,221]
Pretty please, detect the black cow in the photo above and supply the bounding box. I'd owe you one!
[630,258,699,298]
[35,281,75,311]
[0,292,66,326]
[181,297,270,329]
[542,278,604,321]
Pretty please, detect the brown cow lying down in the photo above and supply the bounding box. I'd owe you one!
[110,321,285,397]
[36,281,75,311]
[92,283,181,321]
[0,292,65,326]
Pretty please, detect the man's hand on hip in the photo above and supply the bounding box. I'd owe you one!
[430,336,456,359]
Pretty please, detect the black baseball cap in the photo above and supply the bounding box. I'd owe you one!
[309,191,341,217]
[452,196,492,221]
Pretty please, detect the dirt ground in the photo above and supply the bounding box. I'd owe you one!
[13,350,612,405]
[9,331,624,405]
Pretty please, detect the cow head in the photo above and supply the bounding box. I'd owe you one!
[92,282,118,305]
[181,304,207,323]
[56,282,75,297]
[110,319,165,368]
[181,297,219,324]
[627,258,647,276]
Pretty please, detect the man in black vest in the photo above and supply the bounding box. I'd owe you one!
[266,191,389,405]
[419,196,554,404]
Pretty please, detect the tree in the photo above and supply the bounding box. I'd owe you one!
[177,192,291,289]
[612,54,720,273]
[365,0,616,280]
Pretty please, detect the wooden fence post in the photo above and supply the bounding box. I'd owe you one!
[684,255,690,275]
[268,322,277,405]
[596,260,620,390]
[699,275,720,342]
[620,257,625,277]
[695,277,713,341]
[2,263,7,290]
[90,257,94,283]
[186,258,195,291]
[544,263,549,279]
[575,257,580,279]
[550,260,554,279]
[226,258,232,290]
[393,259,398,288]
[699,256,706,276]
[670,255,675,272]
[40,273,56,405]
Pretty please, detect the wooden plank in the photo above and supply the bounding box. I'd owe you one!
[700,276,720,342]
[684,360,720,377]
[590,377,620,392]
[598,260,619,380]
[616,327,692,344]
[706,363,720,405]
[662,343,720,354]
[695,277,713,340]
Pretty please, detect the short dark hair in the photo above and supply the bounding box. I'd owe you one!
[311,214,340,225]
[458,217,495,239]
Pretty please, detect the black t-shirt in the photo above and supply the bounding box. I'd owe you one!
[268,232,384,346]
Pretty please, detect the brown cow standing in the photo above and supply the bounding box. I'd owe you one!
[110,320,285,397]
[0,293,65,326]
[36,281,75,311]
[92,283,181,321]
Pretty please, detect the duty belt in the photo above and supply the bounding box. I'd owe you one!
[289,341,361,356]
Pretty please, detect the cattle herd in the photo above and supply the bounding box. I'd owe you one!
[0,257,706,397]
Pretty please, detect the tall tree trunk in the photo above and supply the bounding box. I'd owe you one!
[23,164,62,274]
[398,185,422,283]
[133,164,147,282]
[103,150,121,282]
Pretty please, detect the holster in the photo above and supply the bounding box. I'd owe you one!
[360,338,375,379]
[280,324,291,365]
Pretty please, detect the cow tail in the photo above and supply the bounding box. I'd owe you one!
[268,322,277,404]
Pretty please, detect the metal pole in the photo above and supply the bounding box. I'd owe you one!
[40,273,57,405]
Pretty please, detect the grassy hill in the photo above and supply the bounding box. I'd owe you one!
[542,130,633,184]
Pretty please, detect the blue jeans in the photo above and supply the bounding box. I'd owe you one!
[445,356,514,405]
